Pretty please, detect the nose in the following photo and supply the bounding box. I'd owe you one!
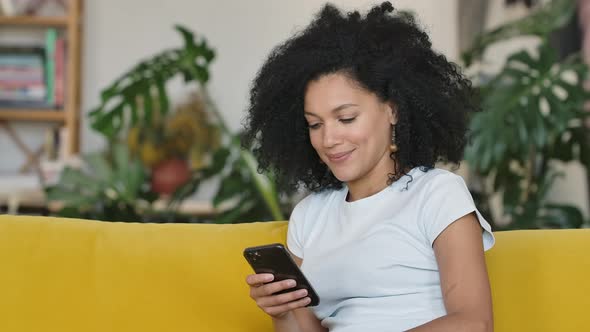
[322,122,341,148]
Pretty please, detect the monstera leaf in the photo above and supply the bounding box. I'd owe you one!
[462,0,590,229]
[466,42,589,177]
[88,25,215,140]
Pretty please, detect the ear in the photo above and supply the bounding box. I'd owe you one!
[386,102,398,125]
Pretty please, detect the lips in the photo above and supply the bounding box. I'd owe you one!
[326,150,353,162]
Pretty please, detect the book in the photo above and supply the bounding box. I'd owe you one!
[0,46,47,105]
[54,37,65,107]
[44,28,57,106]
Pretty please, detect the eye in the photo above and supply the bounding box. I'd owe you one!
[308,123,321,130]
[340,117,356,124]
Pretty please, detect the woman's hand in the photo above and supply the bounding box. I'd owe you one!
[246,273,312,319]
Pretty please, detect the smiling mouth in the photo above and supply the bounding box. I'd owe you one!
[327,150,353,162]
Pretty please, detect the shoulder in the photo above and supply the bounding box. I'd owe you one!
[421,167,464,182]
[411,168,476,222]
[405,167,468,196]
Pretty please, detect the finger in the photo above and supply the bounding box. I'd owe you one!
[257,288,308,307]
[265,297,312,317]
[245,273,274,286]
[253,279,296,298]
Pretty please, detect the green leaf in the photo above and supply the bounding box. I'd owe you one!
[46,189,96,207]
[142,87,154,124]
[90,101,125,139]
[239,149,284,220]
[85,152,113,181]
[128,96,138,125]
[59,168,100,190]
[155,79,169,116]
[533,108,547,148]
[213,168,247,207]
[87,25,215,140]
[541,203,585,228]
[207,148,230,174]
[100,83,121,102]
[113,144,130,171]
[168,172,203,207]
[214,198,256,224]
[537,171,562,201]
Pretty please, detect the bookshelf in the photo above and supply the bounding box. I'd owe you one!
[0,0,82,214]
[0,0,82,156]
[0,15,69,27]
[0,109,65,121]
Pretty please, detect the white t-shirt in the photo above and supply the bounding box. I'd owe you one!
[287,167,495,332]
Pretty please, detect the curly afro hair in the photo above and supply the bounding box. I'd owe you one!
[242,1,478,193]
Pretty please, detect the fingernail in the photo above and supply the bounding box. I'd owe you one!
[288,280,296,287]
[297,289,308,296]
[264,275,274,282]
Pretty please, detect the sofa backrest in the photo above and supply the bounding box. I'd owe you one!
[0,215,589,331]
[485,227,590,331]
[0,215,285,332]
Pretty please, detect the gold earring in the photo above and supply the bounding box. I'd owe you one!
[389,126,398,153]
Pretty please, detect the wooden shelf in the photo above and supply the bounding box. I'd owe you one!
[0,110,66,122]
[0,0,82,156]
[0,16,69,27]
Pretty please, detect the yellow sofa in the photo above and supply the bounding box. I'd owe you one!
[0,215,589,332]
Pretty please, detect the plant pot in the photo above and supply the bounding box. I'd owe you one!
[151,158,191,196]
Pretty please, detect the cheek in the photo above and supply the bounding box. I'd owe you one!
[308,131,322,152]
[357,120,390,152]
[347,121,374,146]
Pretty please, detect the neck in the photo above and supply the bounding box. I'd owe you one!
[346,177,390,202]
[346,151,397,201]
[345,160,412,202]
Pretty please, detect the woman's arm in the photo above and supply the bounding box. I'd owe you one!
[408,212,494,332]
[272,307,327,332]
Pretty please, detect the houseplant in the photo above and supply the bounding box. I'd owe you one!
[46,143,160,222]
[463,0,590,229]
[49,25,287,223]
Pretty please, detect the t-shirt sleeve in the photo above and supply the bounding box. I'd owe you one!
[420,172,495,251]
[286,195,311,259]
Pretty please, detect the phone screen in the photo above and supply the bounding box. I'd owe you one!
[244,243,320,306]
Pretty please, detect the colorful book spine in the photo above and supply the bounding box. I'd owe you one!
[0,47,47,107]
[45,28,57,106]
[54,37,66,107]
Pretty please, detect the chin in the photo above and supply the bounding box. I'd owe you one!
[330,170,357,183]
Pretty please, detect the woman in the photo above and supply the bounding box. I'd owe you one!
[243,2,495,331]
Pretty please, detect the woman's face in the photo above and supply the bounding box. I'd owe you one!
[304,73,397,188]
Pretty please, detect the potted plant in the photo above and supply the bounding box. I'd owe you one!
[49,26,288,223]
[463,0,590,229]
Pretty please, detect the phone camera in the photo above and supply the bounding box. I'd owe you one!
[249,251,261,261]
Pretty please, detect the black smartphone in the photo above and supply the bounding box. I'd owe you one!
[243,243,320,307]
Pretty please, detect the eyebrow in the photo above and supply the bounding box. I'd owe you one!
[304,103,359,117]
